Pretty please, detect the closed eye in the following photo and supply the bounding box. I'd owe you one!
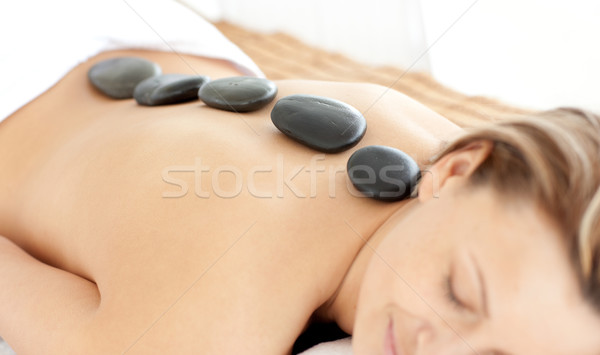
[444,271,468,311]
[445,251,490,317]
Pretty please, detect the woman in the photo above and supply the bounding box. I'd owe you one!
[2,3,600,355]
[1,48,600,354]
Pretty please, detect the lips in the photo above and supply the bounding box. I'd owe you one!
[384,318,401,355]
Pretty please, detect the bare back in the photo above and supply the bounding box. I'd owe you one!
[0,50,460,354]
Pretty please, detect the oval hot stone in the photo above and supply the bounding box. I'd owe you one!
[134,74,209,106]
[347,145,420,201]
[198,76,277,112]
[270,94,367,153]
[88,57,162,99]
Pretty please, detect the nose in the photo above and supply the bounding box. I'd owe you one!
[399,312,478,355]
[412,324,480,355]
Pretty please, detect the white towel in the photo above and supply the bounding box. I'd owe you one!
[0,337,15,355]
[299,337,353,355]
[0,0,264,123]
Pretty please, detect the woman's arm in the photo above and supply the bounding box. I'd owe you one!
[0,235,100,354]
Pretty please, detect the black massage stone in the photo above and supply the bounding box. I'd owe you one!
[134,74,209,106]
[88,57,162,99]
[198,76,278,112]
[347,145,420,201]
[270,94,367,153]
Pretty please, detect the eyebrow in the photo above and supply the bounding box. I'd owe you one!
[468,251,490,318]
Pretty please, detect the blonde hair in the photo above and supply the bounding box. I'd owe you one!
[433,108,600,310]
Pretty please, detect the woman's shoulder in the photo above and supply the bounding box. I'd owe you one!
[273,79,463,163]
[273,80,462,133]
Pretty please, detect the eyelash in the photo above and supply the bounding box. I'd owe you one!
[444,273,467,311]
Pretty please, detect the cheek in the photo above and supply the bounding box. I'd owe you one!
[353,254,397,352]
[353,235,452,353]
[356,229,453,325]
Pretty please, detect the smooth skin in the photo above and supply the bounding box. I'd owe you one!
[0,50,598,355]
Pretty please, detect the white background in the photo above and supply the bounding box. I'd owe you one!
[181,0,599,112]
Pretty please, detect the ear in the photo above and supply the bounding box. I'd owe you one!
[417,140,493,201]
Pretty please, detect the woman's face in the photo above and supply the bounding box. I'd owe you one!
[353,185,600,355]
